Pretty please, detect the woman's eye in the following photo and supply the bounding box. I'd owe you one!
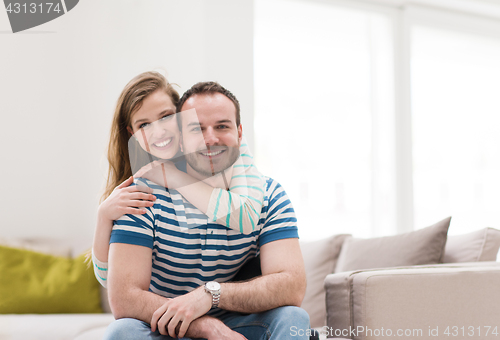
[191,127,201,132]
[139,122,150,129]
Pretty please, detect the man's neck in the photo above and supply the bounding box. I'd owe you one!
[187,165,233,189]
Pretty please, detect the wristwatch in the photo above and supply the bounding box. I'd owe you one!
[204,281,221,308]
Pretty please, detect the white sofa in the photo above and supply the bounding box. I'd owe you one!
[1,223,499,340]
[302,221,500,339]
[324,262,500,339]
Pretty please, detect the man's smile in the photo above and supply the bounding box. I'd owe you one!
[196,146,229,159]
[199,149,225,157]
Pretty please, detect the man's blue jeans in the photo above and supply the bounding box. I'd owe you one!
[103,306,311,340]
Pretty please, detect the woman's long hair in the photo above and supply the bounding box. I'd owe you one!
[102,71,180,202]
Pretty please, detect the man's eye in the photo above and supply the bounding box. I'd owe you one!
[160,114,174,121]
[191,127,201,132]
[217,125,228,129]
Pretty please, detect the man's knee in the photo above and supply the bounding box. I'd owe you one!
[271,306,310,328]
[104,318,192,340]
[104,318,150,340]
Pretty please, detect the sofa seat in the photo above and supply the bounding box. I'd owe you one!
[325,262,500,339]
[0,313,114,340]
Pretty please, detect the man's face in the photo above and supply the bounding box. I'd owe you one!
[180,93,242,177]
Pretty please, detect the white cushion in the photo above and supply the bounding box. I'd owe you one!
[300,234,350,328]
[0,314,114,340]
[443,227,500,263]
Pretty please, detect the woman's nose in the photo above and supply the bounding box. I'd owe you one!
[151,121,167,137]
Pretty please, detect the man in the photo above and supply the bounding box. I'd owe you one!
[105,82,309,340]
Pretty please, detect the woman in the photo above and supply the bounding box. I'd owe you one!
[92,71,265,286]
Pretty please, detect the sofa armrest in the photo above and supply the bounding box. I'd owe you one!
[324,262,500,339]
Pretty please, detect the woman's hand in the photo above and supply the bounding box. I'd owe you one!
[97,176,156,222]
[134,160,179,188]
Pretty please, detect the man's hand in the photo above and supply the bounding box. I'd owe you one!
[150,286,212,338]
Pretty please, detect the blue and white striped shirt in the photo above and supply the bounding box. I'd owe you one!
[110,177,298,299]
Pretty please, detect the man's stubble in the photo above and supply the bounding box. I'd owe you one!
[184,145,240,177]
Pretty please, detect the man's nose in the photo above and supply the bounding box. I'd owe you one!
[204,127,219,145]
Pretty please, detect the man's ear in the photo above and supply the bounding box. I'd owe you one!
[238,124,243,143]
[179,132,184,153]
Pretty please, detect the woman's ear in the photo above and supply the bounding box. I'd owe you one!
[127,126,139,141]
[127,126,134,137]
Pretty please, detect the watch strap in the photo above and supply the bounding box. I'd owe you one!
[205,282,221,308]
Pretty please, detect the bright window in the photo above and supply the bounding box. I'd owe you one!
[254,0,395,240]
[412,25,500,234]
[255,0,500,241]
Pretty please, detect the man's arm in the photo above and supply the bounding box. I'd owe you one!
[151,237,306,337]
[108,242,246,340]
[107,243,167,321]
[218,237,306,312]
[214,180,307,312]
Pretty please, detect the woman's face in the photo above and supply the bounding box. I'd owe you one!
[128,89,180,160]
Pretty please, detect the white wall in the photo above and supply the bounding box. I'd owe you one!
[0,0,254,244]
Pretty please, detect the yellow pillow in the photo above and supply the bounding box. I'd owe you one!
[0,245,103,313]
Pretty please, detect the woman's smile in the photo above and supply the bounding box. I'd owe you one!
[153,137,173,149]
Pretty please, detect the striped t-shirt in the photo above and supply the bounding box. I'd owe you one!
[110,177,298,300]
[205,142,266,235]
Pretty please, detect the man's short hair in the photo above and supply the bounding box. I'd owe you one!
[177,81,241,127]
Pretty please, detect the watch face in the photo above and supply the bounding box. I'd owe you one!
[206,281,221,291]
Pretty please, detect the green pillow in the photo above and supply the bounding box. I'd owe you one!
[0,245,103,313]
